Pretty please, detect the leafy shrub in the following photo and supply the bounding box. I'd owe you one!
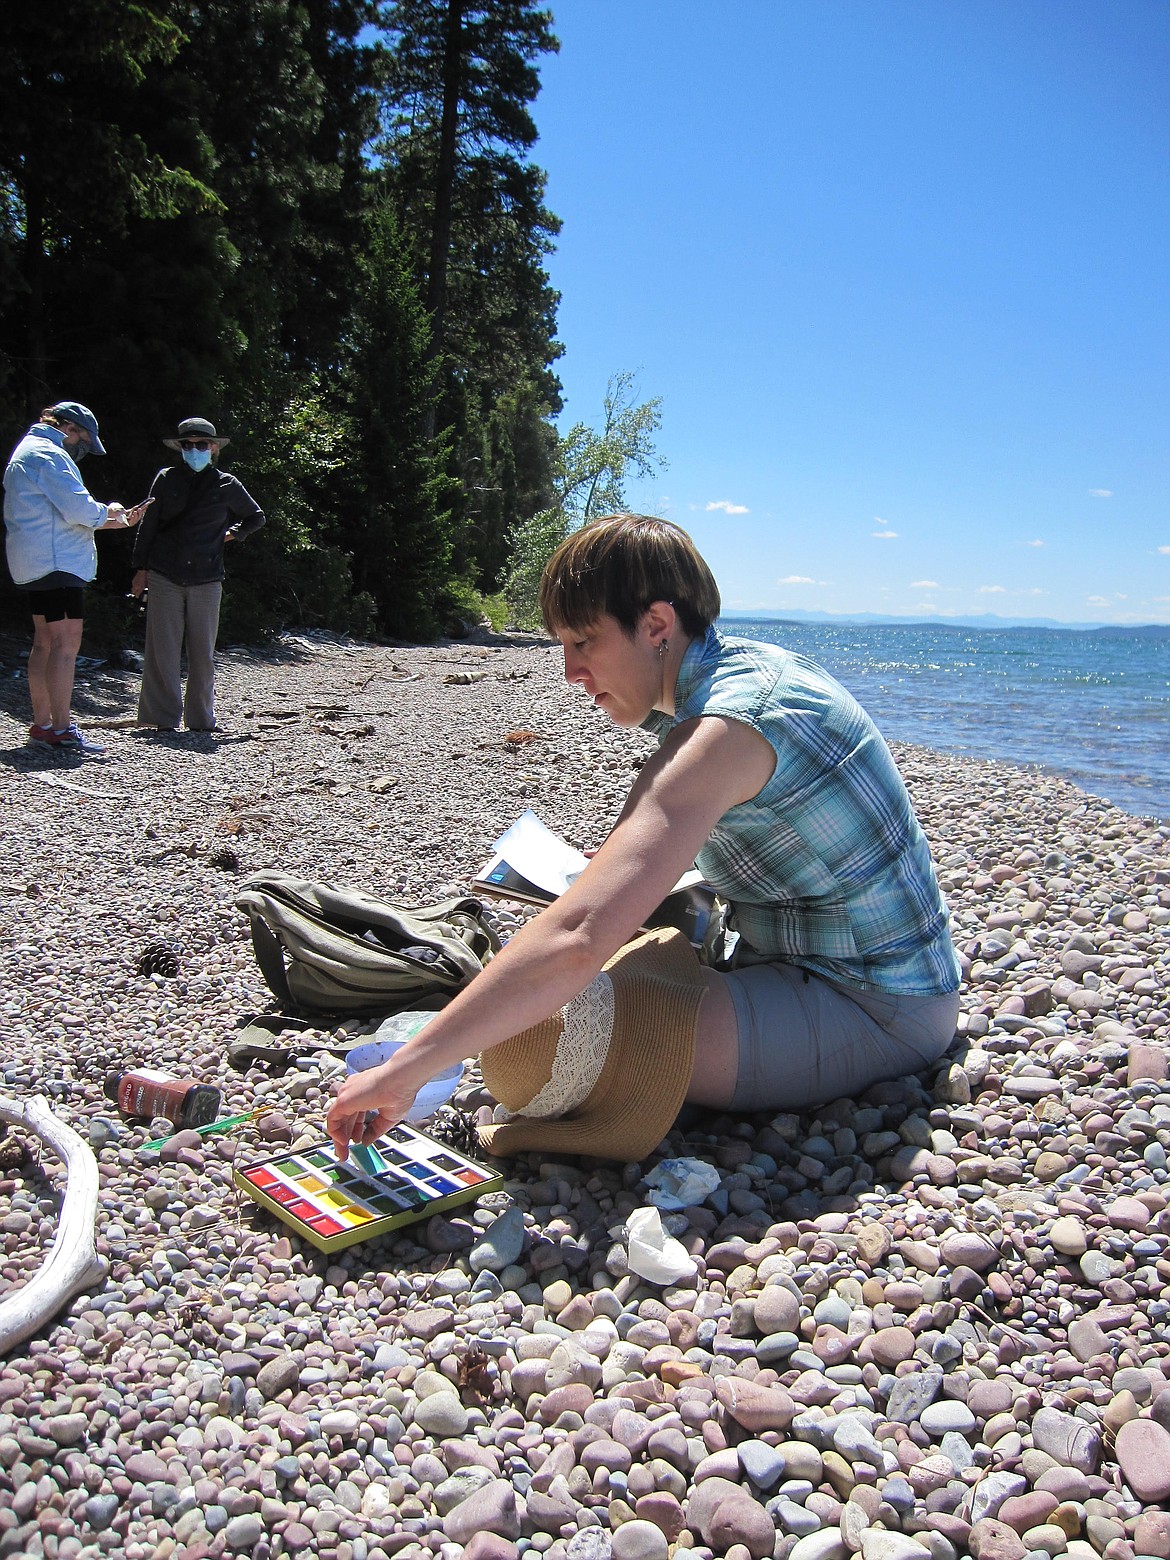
[437,578,511,637]
[502,507,567,631]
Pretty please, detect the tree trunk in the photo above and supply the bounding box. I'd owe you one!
[421,0,462,439]
[24,168,47,402]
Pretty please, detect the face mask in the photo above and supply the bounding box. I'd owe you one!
[182,448,213,472]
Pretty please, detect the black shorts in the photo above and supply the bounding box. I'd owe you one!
[27,585,86,622]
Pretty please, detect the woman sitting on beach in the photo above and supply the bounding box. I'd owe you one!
[327,514,961,1163]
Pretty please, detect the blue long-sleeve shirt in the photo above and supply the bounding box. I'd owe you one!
[2,424,110,586]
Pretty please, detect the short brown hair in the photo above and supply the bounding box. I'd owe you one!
[540,514,720,639]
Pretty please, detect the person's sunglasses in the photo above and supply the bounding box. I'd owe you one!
[179,439,213,450]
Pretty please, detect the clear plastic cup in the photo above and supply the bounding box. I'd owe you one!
[345,1011,463,1123]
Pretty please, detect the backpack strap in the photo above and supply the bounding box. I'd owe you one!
[228,1001,451,1071]
[247,913,296,1010]
[228,1014,317,1069]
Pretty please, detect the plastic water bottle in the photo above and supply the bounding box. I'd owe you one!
[346,1011,463,1122]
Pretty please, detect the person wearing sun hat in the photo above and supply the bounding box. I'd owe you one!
[326,514,960,1165]
[3,402,150,755]
[131,416,264,733]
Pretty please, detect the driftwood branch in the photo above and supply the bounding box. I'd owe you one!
[24,773,124,801]
[0,1094,107,1355]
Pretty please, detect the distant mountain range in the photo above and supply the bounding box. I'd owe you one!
[720,609,1170,634]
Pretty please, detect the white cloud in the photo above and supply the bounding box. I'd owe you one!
[910,579,939,589]
[1089,489,1113,498]
[872,529,898,539]
[1026,539,1045,548]
[706,500,749,515]
[979,585,1006,594]
[779,575,815,585]
[1158,546,1170,555]
[1086,595,1111,607]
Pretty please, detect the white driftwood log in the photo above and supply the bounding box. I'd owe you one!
[0,1093,107,1355]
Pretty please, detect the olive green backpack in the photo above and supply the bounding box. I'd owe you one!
[235,871,501,1017]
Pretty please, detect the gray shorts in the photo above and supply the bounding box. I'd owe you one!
[725,962,961,1113]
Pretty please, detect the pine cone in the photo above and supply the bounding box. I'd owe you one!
[0,1132,31,1172]
[208,845,241,872]
[425,1105,482,1159]
[137,940,180,978]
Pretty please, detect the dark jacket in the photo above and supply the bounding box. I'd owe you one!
[131,463,264,586]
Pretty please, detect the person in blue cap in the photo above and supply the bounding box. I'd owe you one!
[3,402,151,754]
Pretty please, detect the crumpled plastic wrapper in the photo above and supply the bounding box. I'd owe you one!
[623,1205,698,1285]
[642,1156,721,1210]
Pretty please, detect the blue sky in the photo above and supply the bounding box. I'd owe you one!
[534,1,1170,625]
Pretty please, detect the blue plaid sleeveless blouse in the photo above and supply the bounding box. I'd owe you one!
[643,628,960,996]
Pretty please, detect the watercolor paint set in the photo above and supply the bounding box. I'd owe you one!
[233,1123,504,1253]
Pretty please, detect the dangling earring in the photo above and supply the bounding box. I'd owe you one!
[658,638,669,659]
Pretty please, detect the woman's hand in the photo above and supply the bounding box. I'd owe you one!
[326,1060,423,1162]
[100,499,152,531]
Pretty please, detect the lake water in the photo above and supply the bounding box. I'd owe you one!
[721,617,1170,825]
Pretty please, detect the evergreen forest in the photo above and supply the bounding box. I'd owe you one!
[0,1,655,645]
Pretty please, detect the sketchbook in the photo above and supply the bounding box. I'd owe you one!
[471,809,717,950]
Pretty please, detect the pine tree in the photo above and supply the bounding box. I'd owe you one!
[0,0,567,641]
[0,1,222,436]
[0,0,236,624]
[333,200,455,640]
[167,0,379,424]
[376,0,563,588]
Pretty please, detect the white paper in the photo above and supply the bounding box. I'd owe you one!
[671,867,706,891]
[624,1205,698,1285]
[481,809,588,898]
[480,808,704,901]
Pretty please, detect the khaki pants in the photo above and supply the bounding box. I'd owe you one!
[137,572,223,731]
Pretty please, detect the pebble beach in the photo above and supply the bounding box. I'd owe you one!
[2,630,1170,1560]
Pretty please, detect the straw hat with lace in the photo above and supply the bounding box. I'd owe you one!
[478,927,707,1161]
